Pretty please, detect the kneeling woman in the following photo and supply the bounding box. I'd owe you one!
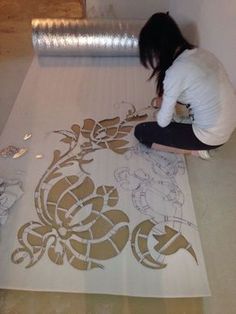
[135,13,236,159]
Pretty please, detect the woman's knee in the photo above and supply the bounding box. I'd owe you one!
[134,123,147,141]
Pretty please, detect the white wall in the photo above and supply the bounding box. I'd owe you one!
[169,0,236,88]
[86,0,168,19]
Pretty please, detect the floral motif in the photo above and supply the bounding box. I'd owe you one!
[131,220,197,269]
[81,117,133,154]
[11,105,197,272]
[12,175,129,270]
[12,107,145,270]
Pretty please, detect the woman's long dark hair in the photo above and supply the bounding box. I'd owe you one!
[139,12,195,96]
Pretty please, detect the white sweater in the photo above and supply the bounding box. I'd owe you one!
[157,48,236,145]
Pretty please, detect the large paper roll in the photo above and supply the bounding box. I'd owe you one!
[32,19,145,57]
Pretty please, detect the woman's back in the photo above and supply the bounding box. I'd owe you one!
[163,48,236,145]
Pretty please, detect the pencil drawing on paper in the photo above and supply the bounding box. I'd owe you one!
[115,144,198,269]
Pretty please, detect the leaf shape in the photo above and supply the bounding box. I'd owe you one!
[115,125,133,138]
[99,117,120,127]
[88,226,129,260]
[60,137,73,144]
[114,147,130,154]
[84,209,129,241]
[108,139,129,148]
[118,125,133,132]
[107,139,130,154]
[51,150,61,165]
[77,209,129,261]
[102,127,117,137]
[131,220,166,269]
[153,226,198,263]
[64,243,103,270]
[46,176,95,225]
[44,171,62,184]
[81,119,96,138]
[71,124,80,135]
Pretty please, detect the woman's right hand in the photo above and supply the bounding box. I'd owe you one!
[151,96,162,109]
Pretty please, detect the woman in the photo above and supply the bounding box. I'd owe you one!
[134,12,236,159]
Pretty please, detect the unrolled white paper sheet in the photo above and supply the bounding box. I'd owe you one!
[0,56,210,297]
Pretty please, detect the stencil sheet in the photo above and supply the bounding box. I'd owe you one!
[0,57,210,297]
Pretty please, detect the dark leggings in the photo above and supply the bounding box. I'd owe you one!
[134,122,223,150]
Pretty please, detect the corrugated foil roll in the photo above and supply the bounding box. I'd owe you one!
[32,19,145,57]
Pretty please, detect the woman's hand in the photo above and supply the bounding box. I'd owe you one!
[151,96,163,109]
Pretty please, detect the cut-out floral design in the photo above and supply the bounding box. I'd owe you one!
[12,105,146,270]
[12,104,198,272]
[12,175,129,270]
[131,220,197,269]
[81,117,133,154]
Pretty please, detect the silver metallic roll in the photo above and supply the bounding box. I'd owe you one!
[32,19,145,57]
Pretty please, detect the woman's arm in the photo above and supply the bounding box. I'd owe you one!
[156,96,177,127]
[156,63,186,127]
